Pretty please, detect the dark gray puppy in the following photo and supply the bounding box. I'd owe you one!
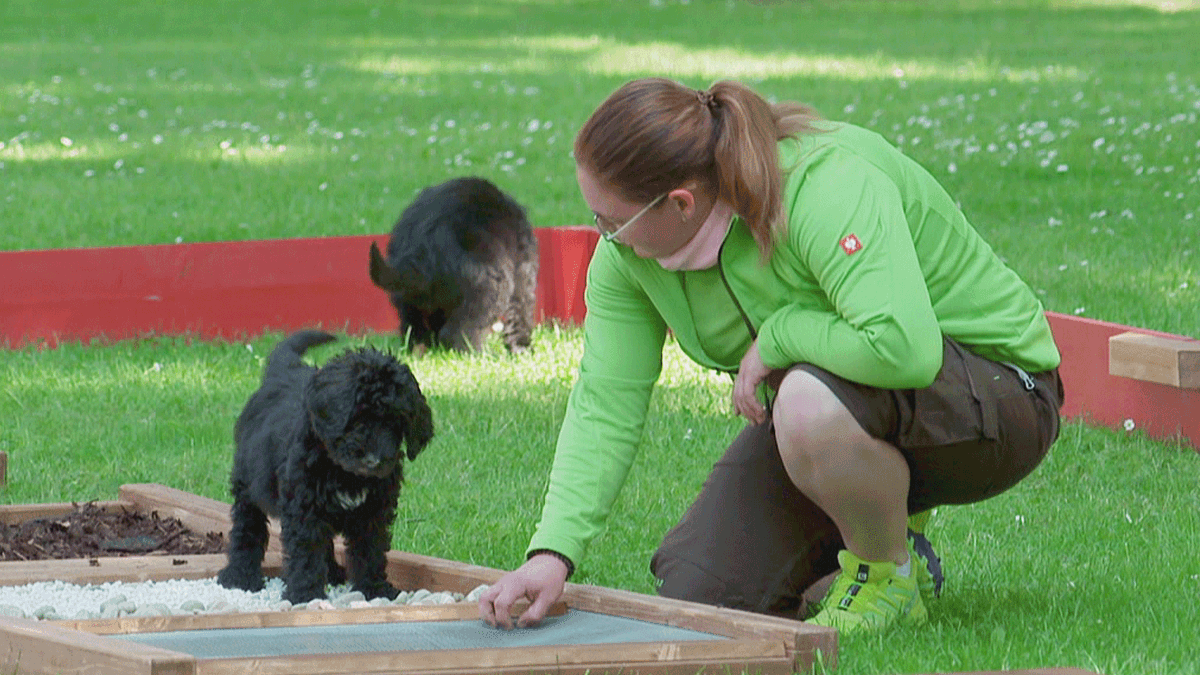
[216,330,434,604]
[369,176,538,354]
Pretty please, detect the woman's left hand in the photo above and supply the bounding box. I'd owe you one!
[733,340,771,425]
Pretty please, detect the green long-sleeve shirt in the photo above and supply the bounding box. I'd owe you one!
[527,122,1060,567]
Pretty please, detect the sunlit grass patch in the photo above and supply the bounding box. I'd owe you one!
[582,42,1088,84]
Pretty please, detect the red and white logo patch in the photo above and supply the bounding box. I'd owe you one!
[840,234,863,255]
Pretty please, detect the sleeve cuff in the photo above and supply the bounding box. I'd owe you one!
[526,548,575,580]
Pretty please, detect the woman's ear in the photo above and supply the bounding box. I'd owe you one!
[667,186,699,222]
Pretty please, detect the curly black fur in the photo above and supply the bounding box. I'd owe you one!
[368,176,538,354]
[216,330,434,604]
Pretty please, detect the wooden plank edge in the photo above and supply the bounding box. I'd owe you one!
[0,552,283,587]
[193,638,786,675]
[118,484,238,539]
[380,551,837,672]
[61,600,568,636]
[564,583,837,672]
[0,614,194,675]
[313,657,797,675]
[0,499,131,525]
[196,655,796,675]
[384,550,506,594]
[120,483,287,552]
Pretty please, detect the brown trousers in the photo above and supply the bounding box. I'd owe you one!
[651,338,1064,617]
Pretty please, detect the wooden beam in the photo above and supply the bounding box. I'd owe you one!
[1047,313,1200,451]
[0,552,283,587]
[60,600,568,636]
[564,583,837,673]
[0,499,129,526]
[1109,331,1200,388]
[194,639,786,675]
[0,229,599,348]
[0,614,195,675]
[333,656,797,675]
[2,487,836,675]
[118,484,239,539]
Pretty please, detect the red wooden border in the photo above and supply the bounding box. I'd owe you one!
[1045,312,1198,450]
[1,230,1195,450]
[0,227,600,347]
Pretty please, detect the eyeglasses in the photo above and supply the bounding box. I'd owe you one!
[593,193,667,243]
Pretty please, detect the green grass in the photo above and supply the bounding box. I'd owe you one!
[2,0,1197,335]
[2,327,1198,674]
[2,1,1199,673]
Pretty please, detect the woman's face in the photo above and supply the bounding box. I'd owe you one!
[576,163,706,260]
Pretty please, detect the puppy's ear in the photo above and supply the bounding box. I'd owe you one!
[369,242,429,294]
[393,365,434,461]
[306,374,354,443]
[368,242,399,291]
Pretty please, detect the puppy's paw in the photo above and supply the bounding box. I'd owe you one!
[326,563,347,586]
[217,566,265,593]
[355,581,401,601]
[283,583,327,605]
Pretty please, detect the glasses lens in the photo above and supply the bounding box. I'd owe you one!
[593,214,619,238]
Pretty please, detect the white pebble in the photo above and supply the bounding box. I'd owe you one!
[465,584,490,602]
[179,600,206,613]
[0,577,472,620]
[33,606,59,620]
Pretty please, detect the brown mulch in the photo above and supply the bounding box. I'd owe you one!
[0,502,227,562]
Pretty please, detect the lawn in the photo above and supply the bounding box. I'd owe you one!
[2,0,1199,673]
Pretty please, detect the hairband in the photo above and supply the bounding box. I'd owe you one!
[696,89,718,112]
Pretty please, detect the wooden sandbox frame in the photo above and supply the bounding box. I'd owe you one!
[0,483,836,675]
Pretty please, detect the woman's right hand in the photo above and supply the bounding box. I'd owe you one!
[478,553,570,629]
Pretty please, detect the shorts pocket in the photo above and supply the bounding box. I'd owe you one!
[899,338,997,448]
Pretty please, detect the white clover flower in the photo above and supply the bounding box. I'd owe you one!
[1123,418,1135,432]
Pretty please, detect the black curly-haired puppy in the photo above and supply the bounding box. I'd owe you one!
[368,176,538,354]
[216,330,434,604]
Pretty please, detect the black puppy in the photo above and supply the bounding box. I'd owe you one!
[368,176,538,354]
[216,330,434,604]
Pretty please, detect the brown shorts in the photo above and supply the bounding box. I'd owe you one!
[650,337,1064,617]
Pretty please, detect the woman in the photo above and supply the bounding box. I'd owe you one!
[479,78,1064,634]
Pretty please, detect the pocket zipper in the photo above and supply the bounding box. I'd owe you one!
[1002,362,1037,391]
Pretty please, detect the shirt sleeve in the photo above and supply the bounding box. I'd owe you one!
[756,152,944,389]
[526,242,667,565]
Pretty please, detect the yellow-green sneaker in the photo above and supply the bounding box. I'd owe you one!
[806,549,927,634]
[907,510,944,599]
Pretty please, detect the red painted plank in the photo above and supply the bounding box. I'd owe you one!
[2,230,1195,451]
[0,227,600,347]
[1046,312,1199,450]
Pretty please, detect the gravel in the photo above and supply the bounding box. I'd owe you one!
[0,578,490,621]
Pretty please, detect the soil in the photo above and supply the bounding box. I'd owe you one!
[0,502,227,562]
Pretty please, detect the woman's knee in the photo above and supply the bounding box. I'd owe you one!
[773,369,867,454]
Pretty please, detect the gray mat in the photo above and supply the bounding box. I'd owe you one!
[113,610,728,659]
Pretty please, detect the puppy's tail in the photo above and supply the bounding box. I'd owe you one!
[265,330,338,379]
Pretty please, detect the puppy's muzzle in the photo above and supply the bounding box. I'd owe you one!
[344,453,400,479]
